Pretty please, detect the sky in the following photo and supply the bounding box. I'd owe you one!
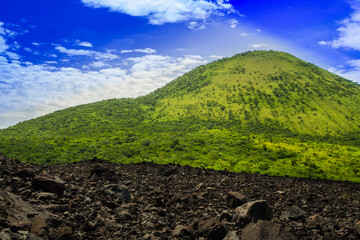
[1,0,360,129]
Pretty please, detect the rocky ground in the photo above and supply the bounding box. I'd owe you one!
[0,155,359,240]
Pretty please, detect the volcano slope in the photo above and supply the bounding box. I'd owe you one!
[0,156,359,239]
[0,50,360,182]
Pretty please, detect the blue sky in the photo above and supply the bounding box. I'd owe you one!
[1,0,360,128]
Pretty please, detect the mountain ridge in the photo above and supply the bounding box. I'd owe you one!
[1,50,360,182]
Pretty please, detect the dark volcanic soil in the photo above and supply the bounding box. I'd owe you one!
[0,156,359,240]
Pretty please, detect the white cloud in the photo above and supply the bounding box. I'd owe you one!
[81,0,234,25]
[187,21,206,30]
[239,32,250,36]
[348,59,360,68]
[325,2,360,50]
[0,22,5,35]
[0,36,8,53]
[83,61,110,69]
[120,48,156,54]
[256,29,261,32]
[249,43,268,48]
[327,58,360,83]
[32,42,41,46]
[228,19,238,28]
[318,40,329,46]
[210,55,224,59]
[76,40,93,47]
[0,52,206,128]
[55,45,118,60]
[5,51,20,60]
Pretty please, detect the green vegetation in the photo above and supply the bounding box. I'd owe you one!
[1,50,359,182]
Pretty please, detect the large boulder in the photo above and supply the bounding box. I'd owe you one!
[32,175,66,197]
[233,200,272,224]
[241,220,297,240]
[101,184,131,200]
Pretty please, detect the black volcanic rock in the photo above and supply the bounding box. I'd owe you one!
[0,155,359,239]
[233,200,273,224]
[32,175,66,197]
[241,220,297,240]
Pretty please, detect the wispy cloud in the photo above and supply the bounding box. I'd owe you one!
[120,48,156,54]
[249,43,268,48]
[210,55,224,59]
[81,0,235,26]
[187,21,206,30]
[55,45,118,60]
[239,32,250,36]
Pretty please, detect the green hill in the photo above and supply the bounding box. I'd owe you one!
[1,50,360,182]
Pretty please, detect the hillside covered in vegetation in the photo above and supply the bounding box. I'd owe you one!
[1,51,360,182]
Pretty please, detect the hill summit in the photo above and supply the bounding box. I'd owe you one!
[1,51,360,182]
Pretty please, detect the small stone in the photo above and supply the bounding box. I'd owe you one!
[17,230,29,235]
[223,231,240,240]
[241,220,297,240]
[30,216,47,237]
[89,173,100,182]
[0,232,11,240]
[117,210,134,221]
[53,225,72,240]
[226,191,247,208]
[197,218,228,240]
[233,200,272,224]
[355,221,360,235]
[172,225,192,237]
[280,205,305,221]
[37,192,58,201]
[306,214,324,229]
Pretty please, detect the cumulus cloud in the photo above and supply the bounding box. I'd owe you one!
[55,45,118,60]
[81,0,234,25]
[120,48,156,54]
[228,19,238,28]
[249,43,268,48]
[75,40,93,47]
[322,1,360,50]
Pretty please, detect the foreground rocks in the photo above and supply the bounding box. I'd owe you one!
[0,156,359,239]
